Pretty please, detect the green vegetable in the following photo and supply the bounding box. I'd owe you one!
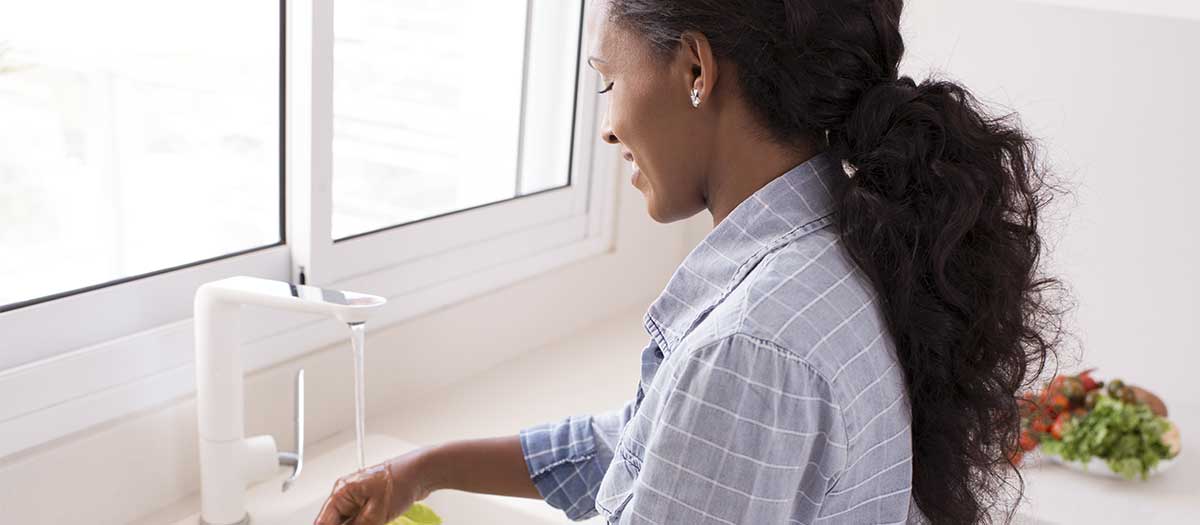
[1105,379,1125,396]
[1040,393,1175,480]
[388,503,442,525]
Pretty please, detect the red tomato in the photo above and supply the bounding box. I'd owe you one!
[1010,450,1025,466]
[1078,370,1100,391]
[1050,412,1071,440]
[1049,394,1070,414]
[1031,416,1050,434]
[1019,432,1038,451]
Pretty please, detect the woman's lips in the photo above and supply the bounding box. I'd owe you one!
[624,152,640,186]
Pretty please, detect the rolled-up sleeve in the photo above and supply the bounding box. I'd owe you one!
[621,335,848,524]
[520,399,636,521]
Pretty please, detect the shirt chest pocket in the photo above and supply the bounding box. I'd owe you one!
[594,441,642,523]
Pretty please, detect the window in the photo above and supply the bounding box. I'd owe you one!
[296,0,590,286]
[0,0,283,311]
[332,0,578,240]
[0,0,612,458]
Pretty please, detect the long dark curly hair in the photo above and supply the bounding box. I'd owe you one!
[605,0,1066,522]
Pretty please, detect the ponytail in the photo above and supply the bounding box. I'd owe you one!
[831,75,1065,523]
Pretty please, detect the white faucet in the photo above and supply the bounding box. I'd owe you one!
[193,276,386,525]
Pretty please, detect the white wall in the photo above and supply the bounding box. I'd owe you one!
[0,158,706,525]
[900,0,1200,405]
[1023,0,1200,21]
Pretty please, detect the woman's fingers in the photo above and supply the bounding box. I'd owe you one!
[351,496,388,525]
[313,477,363,525]
[313,453,428,525]
[313,495,349,525]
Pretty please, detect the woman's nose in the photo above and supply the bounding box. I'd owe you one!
[601,114,619,145]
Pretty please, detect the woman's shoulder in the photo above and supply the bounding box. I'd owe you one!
[693,228,905,398]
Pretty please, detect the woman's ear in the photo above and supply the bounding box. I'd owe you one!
[679,31,718,107]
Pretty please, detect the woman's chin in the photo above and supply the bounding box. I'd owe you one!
[632,173,675,224]
[640,195,666,223]
[643,198,683,225]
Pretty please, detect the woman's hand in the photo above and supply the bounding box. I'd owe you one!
[312,435,540,524]
[313,451,434,525]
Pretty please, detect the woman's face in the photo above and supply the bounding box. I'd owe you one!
[586,2,712,223]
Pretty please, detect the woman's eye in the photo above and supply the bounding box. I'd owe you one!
[598,81,614,94]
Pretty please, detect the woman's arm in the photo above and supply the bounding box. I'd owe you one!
[316,399,637,524]
[418,435,541,498]
[314,436,538,525]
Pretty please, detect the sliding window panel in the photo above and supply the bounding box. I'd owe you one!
[331,0,579,241]
[298,0,591,284]
[0,0,284,313]
[0,0,289,371]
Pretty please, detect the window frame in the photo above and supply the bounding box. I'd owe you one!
[297,0,592,287]
[0,0,616,459]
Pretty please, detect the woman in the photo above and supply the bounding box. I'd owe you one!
[315,0,1061,523]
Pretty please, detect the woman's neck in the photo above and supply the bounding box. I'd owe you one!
[703,134,825,227]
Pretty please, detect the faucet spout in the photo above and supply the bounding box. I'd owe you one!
[193,276,386,525]
[196,275,387,324]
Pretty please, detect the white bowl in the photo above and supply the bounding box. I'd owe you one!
[1042,450,1179,480]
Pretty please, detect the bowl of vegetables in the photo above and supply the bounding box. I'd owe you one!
[1015,368,1182,480]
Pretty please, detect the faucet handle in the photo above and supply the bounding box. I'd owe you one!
[279,368,305,492]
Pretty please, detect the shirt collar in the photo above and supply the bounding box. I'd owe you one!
[643,151,847,356]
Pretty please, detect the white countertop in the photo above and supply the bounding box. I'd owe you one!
[1013,413,1198,525]
[133,306,1200,524]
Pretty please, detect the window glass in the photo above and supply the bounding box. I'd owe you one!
[332,0,581,240]
[0,0,282,309]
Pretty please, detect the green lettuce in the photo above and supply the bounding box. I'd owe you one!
[1040,393,1174,480]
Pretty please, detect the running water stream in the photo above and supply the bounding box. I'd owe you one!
[348,322,367,469]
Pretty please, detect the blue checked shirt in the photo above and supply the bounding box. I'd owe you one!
[520,152,927,524]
